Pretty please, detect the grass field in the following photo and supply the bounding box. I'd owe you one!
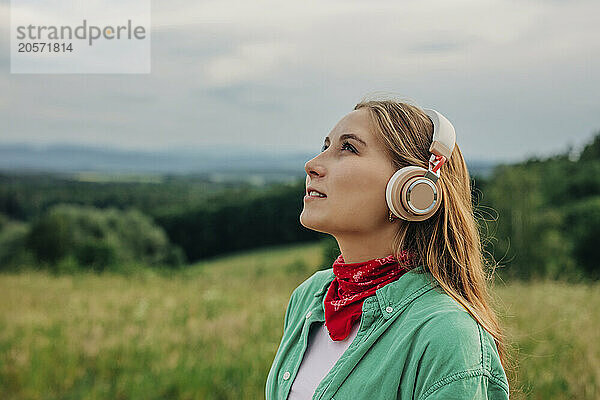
[0,241,598,399]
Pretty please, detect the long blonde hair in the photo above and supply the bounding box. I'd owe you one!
[354,96,516,388]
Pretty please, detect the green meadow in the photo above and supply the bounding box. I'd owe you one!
[1,241,598,400]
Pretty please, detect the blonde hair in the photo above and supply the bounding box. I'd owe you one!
[354,96,517,392]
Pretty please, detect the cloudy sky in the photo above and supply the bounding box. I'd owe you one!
[1,0,598,163]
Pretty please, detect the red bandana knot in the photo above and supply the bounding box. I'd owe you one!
[324,250,415,341]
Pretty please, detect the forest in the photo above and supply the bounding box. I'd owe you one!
[1,132,598,281]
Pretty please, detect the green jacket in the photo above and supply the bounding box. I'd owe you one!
[266,265,510,399]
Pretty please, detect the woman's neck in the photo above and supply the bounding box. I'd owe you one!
[334,234,397,264]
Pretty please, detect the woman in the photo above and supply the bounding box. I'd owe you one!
[266,98,510,399]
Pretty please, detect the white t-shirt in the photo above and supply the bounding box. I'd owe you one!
[287,320,361,399]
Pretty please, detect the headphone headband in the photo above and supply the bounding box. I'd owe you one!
[422,108,456,160]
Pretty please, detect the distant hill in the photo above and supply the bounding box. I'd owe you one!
[0,143,498,182]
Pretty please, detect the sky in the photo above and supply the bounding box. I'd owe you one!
[1,0,599,163]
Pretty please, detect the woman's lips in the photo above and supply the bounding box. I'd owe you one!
[304,193,327,200]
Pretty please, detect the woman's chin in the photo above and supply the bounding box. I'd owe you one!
[299,212,329,233]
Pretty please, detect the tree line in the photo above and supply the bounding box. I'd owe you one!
[0,132,598,280]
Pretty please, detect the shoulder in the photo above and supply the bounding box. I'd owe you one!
[415,287,482,350]
[408,288,509,399]
[283,268,334,329]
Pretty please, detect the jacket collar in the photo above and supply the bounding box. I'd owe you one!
[313,264,441,319]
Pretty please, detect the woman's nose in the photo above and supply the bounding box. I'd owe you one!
[304,156,325,178]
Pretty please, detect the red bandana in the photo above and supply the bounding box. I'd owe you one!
[324,251,415,341]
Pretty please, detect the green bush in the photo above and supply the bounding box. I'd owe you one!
[26,212,71,264]
[480,152,600,281]
[0,219,36,271]
[74,239,118,272]
[526,207,579,280]
[563,196,600,279]
[24,204,186,272]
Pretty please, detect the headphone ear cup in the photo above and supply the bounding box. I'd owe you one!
[386,166,443,221]
[387,167,421,221]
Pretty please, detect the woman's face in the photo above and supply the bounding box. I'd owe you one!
[300,108,398,235]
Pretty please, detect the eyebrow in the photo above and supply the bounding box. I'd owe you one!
[324,133,367,146]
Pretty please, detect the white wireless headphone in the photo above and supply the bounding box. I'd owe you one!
[385,108,456,221]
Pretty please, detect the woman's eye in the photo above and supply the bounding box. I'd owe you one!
[341,141,357,153]
[320,141,356,153]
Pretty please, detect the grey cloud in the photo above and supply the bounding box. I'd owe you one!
[0,0,598,163]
